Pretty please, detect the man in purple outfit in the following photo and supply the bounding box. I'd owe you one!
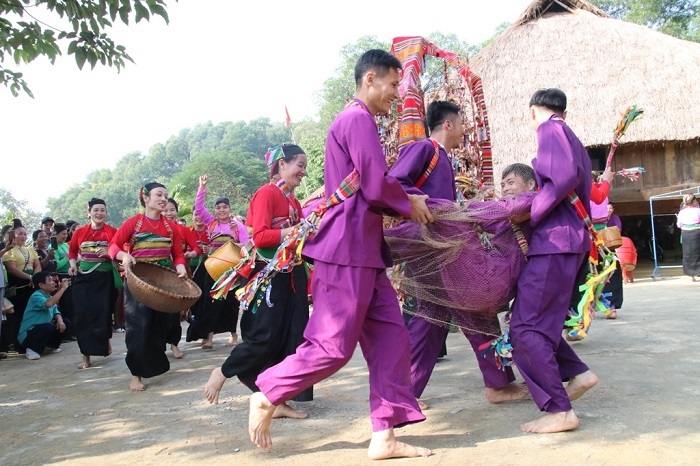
[248,49,433,460]
[510,88,599,434]
[389,101,529,406]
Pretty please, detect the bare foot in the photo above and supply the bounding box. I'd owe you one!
[203,367,227,404]
[418,400,429,410]
[171,344,184,359]
[486,382,530,403]
[249,392,276,450]
[78,355,91,370]
[520,410,579,433]
[606,310,617,319]
[129,376,146,392]
[565,332,585,342]
[226,333,238,347]
[566,370,598,401]
[272,402,308,419]
[201,332,214,350]
[367,428,432,460]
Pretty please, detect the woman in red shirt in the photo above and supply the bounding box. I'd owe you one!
[68,198,119,369]
[108,183,187,392]
[204,143,313,416]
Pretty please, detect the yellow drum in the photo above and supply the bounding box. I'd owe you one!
[600,226,622,250]
[205,241,242,280]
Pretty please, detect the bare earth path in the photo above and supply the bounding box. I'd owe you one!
[2,265,699,465]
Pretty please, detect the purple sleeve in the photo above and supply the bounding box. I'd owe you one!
[194,188,215,225]
[389,141,432,196]
[236,220,249,243]
[529,122,579,227]
[347,114,412,218]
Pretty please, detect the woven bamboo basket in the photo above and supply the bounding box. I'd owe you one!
[126,262,202,313]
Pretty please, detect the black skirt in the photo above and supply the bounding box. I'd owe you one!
[73,270,116,356]
[220,262,313,401]
[681,229,700,276]
[603,260,624,310]
[186,268,239,341]
[124,284,170,378]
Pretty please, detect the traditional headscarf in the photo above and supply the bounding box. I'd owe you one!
[140,182,166,206]
[265,143,305,166]
[88,198,106,209]
[265,143,305,177]
[214,197,230,207]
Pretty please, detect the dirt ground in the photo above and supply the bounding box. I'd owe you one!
[1,261,699,466]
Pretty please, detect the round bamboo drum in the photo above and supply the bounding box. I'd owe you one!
[205,241,242,280]
[601,226,622,250]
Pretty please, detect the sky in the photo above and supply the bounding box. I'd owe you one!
[1,0,533,214]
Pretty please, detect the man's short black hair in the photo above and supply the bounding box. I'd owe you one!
[426,101,461,133]
[529,88,567,115]
[502,163,537,185]
[32,271,53,288]
[354,49,402,88]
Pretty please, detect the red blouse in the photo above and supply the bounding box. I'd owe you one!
[245,183,303,248]
[68,224,118,260]
[108,214,186,266]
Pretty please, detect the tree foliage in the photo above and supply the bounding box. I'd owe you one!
[45,118,288,225]
[38,26,515,226]
[591,0,699,41]
[0,0,175,97]
[0,187,42,232]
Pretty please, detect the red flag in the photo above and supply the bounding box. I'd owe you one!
[285,106,291,127]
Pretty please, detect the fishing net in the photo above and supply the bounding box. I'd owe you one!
[385,193,535,336]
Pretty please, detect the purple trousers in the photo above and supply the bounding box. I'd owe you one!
[408,315,515,398]
[256,260,425,432]
[510,253,589,413]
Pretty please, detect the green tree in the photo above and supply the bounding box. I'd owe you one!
[0,187,42,232]
[1,0,175,97]
[421,32,477,95]
[292,117,327,200]
[316,35,389,129]
[171,150,267,217]
[591,0,699,41]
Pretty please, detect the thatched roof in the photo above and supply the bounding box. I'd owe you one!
[470,0,700,169]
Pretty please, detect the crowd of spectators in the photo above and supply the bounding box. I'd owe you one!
[0,217,126,361]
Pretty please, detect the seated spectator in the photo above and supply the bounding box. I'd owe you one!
[18,271,72,360]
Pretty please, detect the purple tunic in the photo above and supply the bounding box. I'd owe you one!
[510,115,592,413]
[256,98,424,432]
[303,100,412,266]
[391,138,456,200]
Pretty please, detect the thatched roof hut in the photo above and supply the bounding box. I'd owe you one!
[471,0,700,215]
